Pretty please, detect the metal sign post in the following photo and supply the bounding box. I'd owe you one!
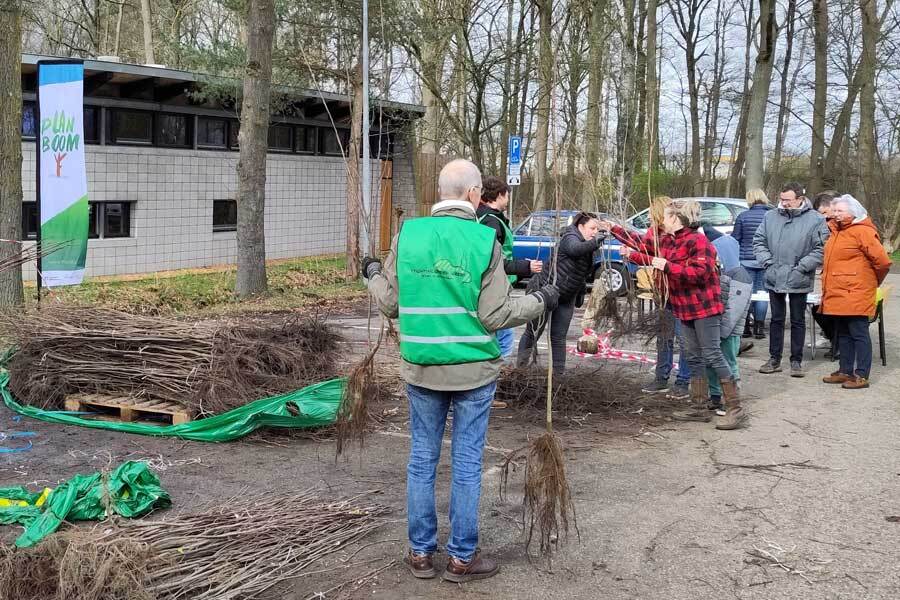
[507,135,521,222]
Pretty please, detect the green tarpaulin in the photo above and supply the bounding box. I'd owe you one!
[0,461,170,548]
[0,371,345,442]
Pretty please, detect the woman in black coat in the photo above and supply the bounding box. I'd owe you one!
[516,212,603,374]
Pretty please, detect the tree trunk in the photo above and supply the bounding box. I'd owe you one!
[702,0,726,196]
[533,0,552,212]
[808,0,827,195]
[858,0,879,220]
[141,0,155,63]
[633,0,648,175]
[766,0,798,196]
[727,0,754,196]
[644,0,658,173]
[235,0,275,298]
[583,0,607,209]
[823,66,863,183]
[0,3,24,307]
[615,0,638,213]
[500,0,516,176]
[744,0,777,192]
[347,70,364,277]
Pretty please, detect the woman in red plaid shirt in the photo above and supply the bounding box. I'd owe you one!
[620,199,746,430]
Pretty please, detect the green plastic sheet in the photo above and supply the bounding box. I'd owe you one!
[0,461,171,548]
[0,372,345,442]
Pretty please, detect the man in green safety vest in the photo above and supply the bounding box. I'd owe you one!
[364,159,559,583]
[476,175,542,360]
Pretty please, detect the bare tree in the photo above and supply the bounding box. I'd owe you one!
[726,0,755,196]
[666,0,713,193]
[141,0,155,62]
[0,0,24,306]
[744,0,777,191]
[808,0,827,194]
[858,0,880,218]
[235,0,275,298]
[533,0,553,211]
[766,0,804,196]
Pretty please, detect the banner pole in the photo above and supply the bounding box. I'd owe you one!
[35,62,42,305]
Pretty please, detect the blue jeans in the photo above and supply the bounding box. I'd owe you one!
[745,266,769,323]
[655,306,690,384]
[495,328,515,359]
[406,381,496,561]
[836,316,872,378]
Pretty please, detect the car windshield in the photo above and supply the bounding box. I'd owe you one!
[630,210,651,230]
[701,202,733,226]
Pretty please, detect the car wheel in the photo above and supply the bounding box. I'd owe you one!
[594,263,629,297]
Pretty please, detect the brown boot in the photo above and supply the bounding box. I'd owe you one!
[716,379,746,430]
[842,376,870,389]
[823,371,852,384]
[404,551,436,579]
[673,376,711,422]
[442,552,500,583]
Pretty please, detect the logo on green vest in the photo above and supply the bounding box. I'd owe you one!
[411,258,472,284]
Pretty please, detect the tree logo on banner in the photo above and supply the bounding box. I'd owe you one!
[41,111,81,177]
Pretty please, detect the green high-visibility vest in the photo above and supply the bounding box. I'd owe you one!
[478,212,517,285]
[396,216,501,365]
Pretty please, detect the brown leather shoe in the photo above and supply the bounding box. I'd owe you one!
[842,376,870,390]
[404,551,436,579]
[442,552,500,583]
[823,371,852,384]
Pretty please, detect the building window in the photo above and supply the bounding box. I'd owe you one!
[84,106,100,144]
[198,116,228,148]
[320,127,349,156]
[268,124,293,152]
[369,131,394,159]
[102,203,131,237]
[157,113,190,147]
[22,101,36,138]
[22,202,129,239]
[22,202,38,239]
[109,109,153,144]
[295,126,315,153]
[213,200,237,232]
[229,121,240,149]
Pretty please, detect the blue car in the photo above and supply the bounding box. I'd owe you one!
[512,198,748,295]
[511,210,636,295]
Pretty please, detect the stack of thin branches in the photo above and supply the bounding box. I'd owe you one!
[0,240,70,274]
[496,365,653,420]
[0,491,390,600]
[0,307,340,415]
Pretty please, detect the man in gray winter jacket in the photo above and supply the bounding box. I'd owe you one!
[752,182,830,377]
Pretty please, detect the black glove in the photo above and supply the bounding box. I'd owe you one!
[532,283,560,311]
[362,256,382,279]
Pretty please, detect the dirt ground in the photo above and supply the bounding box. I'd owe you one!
[3,275,899,599]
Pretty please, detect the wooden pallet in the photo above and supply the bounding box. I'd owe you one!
[64,394,191,426]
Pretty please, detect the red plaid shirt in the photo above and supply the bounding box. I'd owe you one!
[613,225,723,321]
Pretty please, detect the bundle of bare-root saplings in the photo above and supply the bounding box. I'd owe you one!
[0,307,340,416]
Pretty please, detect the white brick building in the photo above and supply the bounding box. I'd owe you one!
[20,55,422,279]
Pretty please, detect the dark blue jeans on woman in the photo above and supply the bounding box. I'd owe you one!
[745,266,768,323]
[835,316,873,378]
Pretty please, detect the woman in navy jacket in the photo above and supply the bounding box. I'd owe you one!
[731,189,771,338]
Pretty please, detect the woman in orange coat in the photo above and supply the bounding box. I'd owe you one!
[821,195,892,389]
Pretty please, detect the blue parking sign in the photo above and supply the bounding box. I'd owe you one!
[508,136,522,166]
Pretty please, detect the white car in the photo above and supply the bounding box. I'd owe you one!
[627,196,749,235]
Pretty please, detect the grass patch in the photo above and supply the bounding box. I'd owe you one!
[29,255,366,316]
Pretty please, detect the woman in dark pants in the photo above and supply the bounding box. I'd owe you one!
[732,188,771,339]
[622,199,745,430]
[517,213,603,374]
[820,196,892,389]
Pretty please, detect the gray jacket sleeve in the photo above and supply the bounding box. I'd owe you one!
[478,243,545,331]
[796,220,830,274]
[752,216,772,267]
[367,235,400,319]
[367,236,544,331]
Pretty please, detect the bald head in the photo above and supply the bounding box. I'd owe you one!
[438,159,482,210]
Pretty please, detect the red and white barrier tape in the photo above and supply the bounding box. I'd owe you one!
[569,328,667,367]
